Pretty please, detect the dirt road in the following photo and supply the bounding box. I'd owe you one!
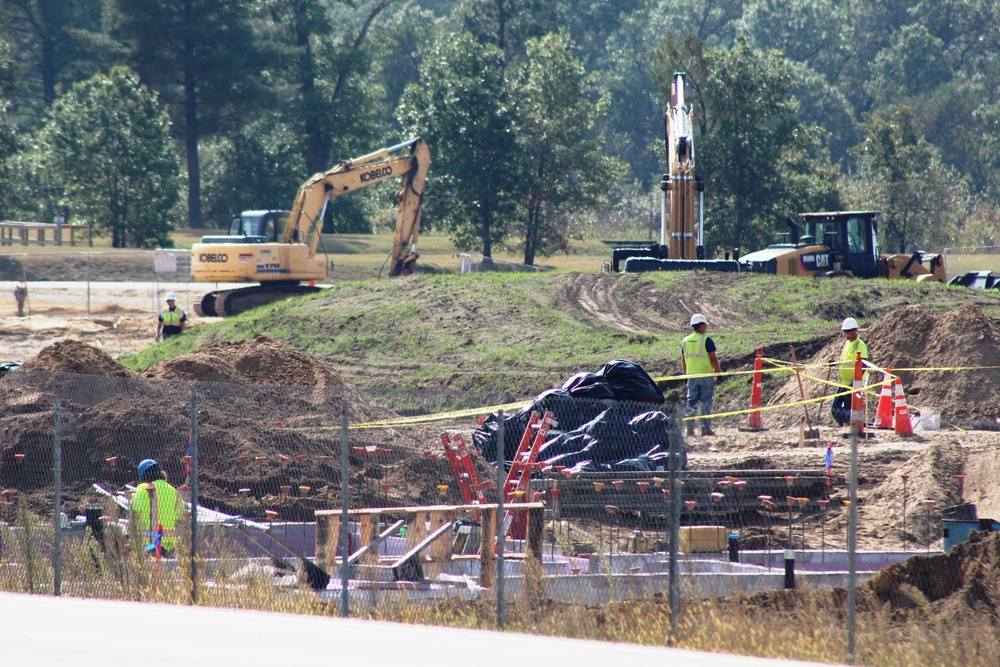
[0,280,225,362]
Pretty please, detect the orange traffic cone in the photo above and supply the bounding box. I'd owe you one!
[894,378,914,436]
[872,370,895,429]
[850,352,866,435]
[744,347,765,431]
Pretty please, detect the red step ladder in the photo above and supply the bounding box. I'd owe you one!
[441,432,488,506]
[503,410,557,538]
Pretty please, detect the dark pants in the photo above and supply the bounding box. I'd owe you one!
[831,392,851,426]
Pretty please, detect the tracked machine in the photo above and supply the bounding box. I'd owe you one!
[192,138,430,316]
[738,211,946,281]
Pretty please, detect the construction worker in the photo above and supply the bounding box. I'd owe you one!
[832,317,869,426]
[130,459,183,557]
[681,313,722,437]
[156,292,186,341]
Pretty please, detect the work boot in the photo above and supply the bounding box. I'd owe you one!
[701,427,716,436]
[686,423,695,437]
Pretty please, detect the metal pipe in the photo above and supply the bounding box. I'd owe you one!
[340,400,350,618]
[847,428,859,663]
[496,410,506,630]
[52,398,62,596]
[190,387,198,604]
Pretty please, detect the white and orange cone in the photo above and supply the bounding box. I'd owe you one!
[872,370,895,429]
[894,378,914,436]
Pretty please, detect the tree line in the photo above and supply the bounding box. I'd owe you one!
[0,0,996,258]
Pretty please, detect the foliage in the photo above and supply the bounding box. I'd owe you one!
[848,105,971,253]
[654,35,840,254]
[36,66,181,248]
[109,0,275,227]
[200,119,306,229]
[0,0,998,249]
[398,31,519,257]
[510,30,624,264]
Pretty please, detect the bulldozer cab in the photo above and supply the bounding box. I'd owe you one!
[798,212,879,278]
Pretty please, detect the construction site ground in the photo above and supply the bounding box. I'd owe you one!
[4,271,1000,557]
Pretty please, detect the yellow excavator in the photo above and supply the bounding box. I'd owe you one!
[738,211,946,281]
[192,138,430,316]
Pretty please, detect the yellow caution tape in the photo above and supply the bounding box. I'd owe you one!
[288,360,1000,431]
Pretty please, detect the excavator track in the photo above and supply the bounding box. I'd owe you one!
[195,282,323,317]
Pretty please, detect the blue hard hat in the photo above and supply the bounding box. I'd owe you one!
[137,459,157,479]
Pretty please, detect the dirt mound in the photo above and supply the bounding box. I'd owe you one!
[868,529,1000,620]
[19,340,136,378]
[0,336,458,521]
[143,335,350,387]
[768,304,1000,425]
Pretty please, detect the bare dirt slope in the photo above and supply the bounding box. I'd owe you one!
[768,303,1000,427]
[557,271,750,334]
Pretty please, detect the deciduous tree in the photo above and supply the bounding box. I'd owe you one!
[38,67,181,248]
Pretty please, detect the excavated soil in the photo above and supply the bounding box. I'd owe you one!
[19,339,138,378]
[0,337,484,521]
[868,529,1000,621]
[768,304,1000,427]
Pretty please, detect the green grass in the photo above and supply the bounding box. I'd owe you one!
[122,269,1000,400]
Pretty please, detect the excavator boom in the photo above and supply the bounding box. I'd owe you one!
[191,138,430,316]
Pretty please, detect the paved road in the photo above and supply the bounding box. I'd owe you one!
[0,592,835,667]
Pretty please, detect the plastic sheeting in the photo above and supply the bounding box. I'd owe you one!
[472,360,680,472]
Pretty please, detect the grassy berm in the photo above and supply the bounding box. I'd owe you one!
[124,270,1000,404]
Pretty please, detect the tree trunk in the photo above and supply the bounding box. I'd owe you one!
[480,203,492,258]
[523,200,539,266]
[295,3,327,173]
[41,30,56,107]
[183,29,202,229]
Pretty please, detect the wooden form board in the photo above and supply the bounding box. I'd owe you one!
[315,503,544,588]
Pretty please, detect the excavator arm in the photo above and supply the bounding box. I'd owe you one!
[283,138,430,275]
[191,138,430,317]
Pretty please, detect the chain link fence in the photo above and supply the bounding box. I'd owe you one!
[0,250,195,317]
[1,369,996,663]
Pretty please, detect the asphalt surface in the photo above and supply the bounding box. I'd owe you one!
[0,592,837,667]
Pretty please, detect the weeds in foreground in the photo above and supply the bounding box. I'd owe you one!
[3,504,998,667]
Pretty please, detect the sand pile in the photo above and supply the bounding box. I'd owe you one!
[769,304,1000,426]
[19,340,137,378]
[868,529,1000,620]
[143,335,350,387]
[1,337,454,520]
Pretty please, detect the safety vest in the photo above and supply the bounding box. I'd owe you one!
[839,338,869,387]
[682,333,714,376]
[161,306,185,326]
[130,479,183,550]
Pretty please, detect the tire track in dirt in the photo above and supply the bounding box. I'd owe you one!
[559,272,739,335]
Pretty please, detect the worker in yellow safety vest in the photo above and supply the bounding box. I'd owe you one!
[130,459,184,557]
[681,314,722,437]
[832,317,869,427]
[156,292,187,341]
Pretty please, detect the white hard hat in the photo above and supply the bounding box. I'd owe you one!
[690,314,707,327]
[841,317,859,331]
[165,292,177,301]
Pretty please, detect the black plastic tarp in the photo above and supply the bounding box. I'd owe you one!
[471,360,678,470]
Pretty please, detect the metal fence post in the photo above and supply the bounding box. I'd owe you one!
[847,428,859,663]
[667,405,682,645]
[190,386,198,604]
[52,398,62,596]
[340,400,350,618]
[496,409,505,631]
[86,252,91,316]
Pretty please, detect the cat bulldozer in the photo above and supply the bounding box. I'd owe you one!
[192,138,429,316]
[737,211,946,282]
